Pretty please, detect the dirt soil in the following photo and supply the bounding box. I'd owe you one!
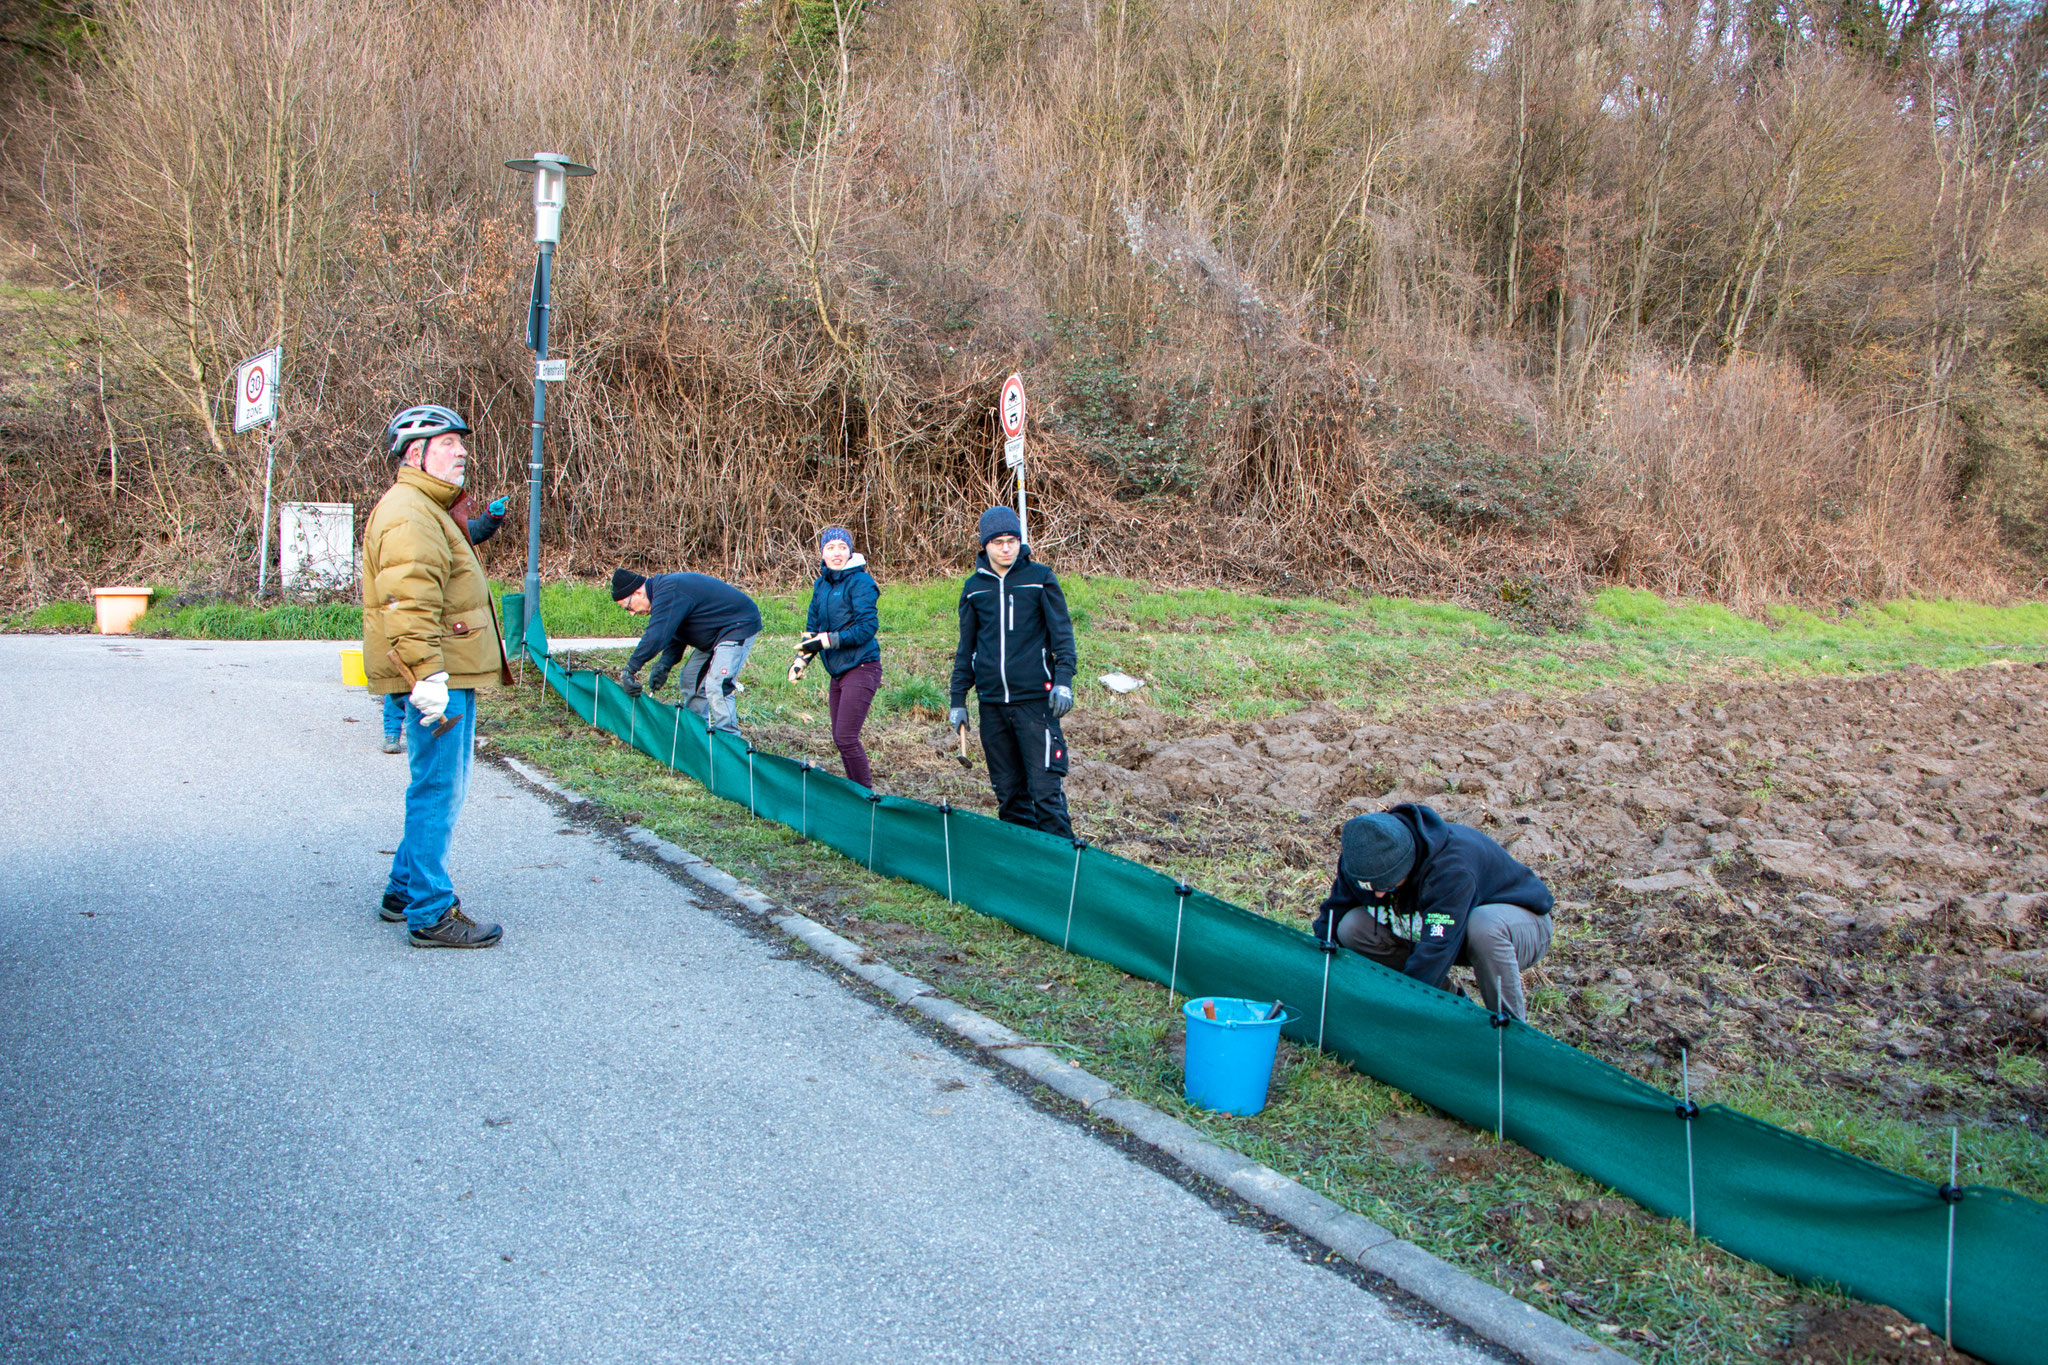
[757,661,2048,1140]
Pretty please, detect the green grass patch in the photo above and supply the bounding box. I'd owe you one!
[135,599,363,640]
[28,600,94,629]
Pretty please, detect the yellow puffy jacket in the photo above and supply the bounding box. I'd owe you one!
[361,467,506,695]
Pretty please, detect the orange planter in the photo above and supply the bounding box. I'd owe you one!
[91,587,150,635]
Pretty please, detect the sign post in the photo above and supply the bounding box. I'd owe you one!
[234,347,282,597]
[1000,372,1028,546]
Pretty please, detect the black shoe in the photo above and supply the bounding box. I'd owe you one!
[408,906,502,949]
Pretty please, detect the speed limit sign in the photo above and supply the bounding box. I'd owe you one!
[234,347,280,433]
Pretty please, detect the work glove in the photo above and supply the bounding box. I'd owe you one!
[618,669,644,698]
[1048,684,1074,718]
[798,631,827,655]
[410,671,450,726]
[487,497,508,517]
[787,653,810,686]
[647,663,671,692]
[948,706,969,730]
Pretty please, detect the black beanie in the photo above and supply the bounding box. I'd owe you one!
[1340,813,1417,892]
[610,568,646,601]
[978,505,1023,546]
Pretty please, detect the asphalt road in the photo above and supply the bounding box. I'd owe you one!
[0,636,1499,1365]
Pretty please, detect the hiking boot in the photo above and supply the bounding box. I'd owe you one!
[381,735,403,754]
[408,905,502,949]
[379,892,409,923]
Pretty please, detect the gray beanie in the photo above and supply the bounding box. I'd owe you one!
[1340,813,1417,892]
[977,505,1023,546]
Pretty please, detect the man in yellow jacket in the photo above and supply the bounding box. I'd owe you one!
[362,403,506,948]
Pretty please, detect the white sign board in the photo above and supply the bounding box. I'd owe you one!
[279,502,355,593]
[1000,372,1026,468]
[537,357,568,382]
[234,347,281,433]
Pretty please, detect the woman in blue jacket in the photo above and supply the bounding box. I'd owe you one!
[801,526,882,789]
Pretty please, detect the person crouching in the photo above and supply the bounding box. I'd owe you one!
[1311,804,1554,1020]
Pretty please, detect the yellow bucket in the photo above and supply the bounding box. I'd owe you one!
[340,647,367,687]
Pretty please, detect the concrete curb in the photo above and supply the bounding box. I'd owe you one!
[511,773,1636,1365]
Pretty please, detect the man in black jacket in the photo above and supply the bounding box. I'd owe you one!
[612,568,763,734]
[1311,803,1555,1020]
[948,507,1077,837]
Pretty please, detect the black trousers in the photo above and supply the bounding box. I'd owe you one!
[978,699,1073,838]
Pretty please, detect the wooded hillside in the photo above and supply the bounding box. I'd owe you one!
[5,0,2047,608]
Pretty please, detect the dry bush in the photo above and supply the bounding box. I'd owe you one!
[1583,358,1997,605]
[1,0,2036,607]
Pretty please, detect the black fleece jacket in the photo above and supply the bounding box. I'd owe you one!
[625,572,763,675]
[948,548,1076,708]
[1313,803,1553,991]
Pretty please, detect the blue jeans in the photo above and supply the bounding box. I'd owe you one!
[382,692,404,741]
[382,690,476,930]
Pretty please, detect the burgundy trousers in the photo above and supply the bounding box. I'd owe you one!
[827,660,882,789]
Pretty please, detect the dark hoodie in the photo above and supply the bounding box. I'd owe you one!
[804,553,881,676]
[1313,803,1553,991]
[948,546,1076,708]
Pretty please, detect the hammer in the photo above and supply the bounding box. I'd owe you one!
[386,650,459,736]
[955,722,974,768]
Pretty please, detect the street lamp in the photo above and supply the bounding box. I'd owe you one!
[505,152,596,634]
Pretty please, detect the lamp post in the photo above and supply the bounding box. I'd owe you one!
[505,152,596,633]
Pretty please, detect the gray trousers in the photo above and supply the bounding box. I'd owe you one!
[1335,902,1553,1020]
[674,634,756,734]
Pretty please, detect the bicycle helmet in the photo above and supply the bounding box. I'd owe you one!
[384,403,472,461]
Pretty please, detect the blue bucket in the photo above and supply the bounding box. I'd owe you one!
[1182,997,1293,1116]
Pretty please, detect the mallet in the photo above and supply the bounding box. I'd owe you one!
[955,722,974,768]
[386,650,459,737]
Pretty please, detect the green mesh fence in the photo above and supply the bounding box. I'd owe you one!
[504,597,2047,1364]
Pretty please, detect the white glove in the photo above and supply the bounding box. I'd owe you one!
[410,671,450,726]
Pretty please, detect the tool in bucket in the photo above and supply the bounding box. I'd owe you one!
[1182,996,1295,1116]
[386,650,459,736]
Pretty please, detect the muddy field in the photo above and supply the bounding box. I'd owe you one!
[757,661,2048,1141]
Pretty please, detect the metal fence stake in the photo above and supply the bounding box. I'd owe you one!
[669,703,682,772]
[1490,1011,1512,1142]
[866,793,882,872]
[1681,1049,1699,1238]
[941,802,954,903]
[1168,883,1192,1006]
[1062,839,1086,952]
[1945,1126,1960,1351]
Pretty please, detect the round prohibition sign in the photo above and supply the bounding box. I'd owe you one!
[999,372,1026,439]
[244,363,269,405]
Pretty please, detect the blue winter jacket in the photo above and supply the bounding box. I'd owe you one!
[803,554,881,676]
[1313,803,1553,992]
